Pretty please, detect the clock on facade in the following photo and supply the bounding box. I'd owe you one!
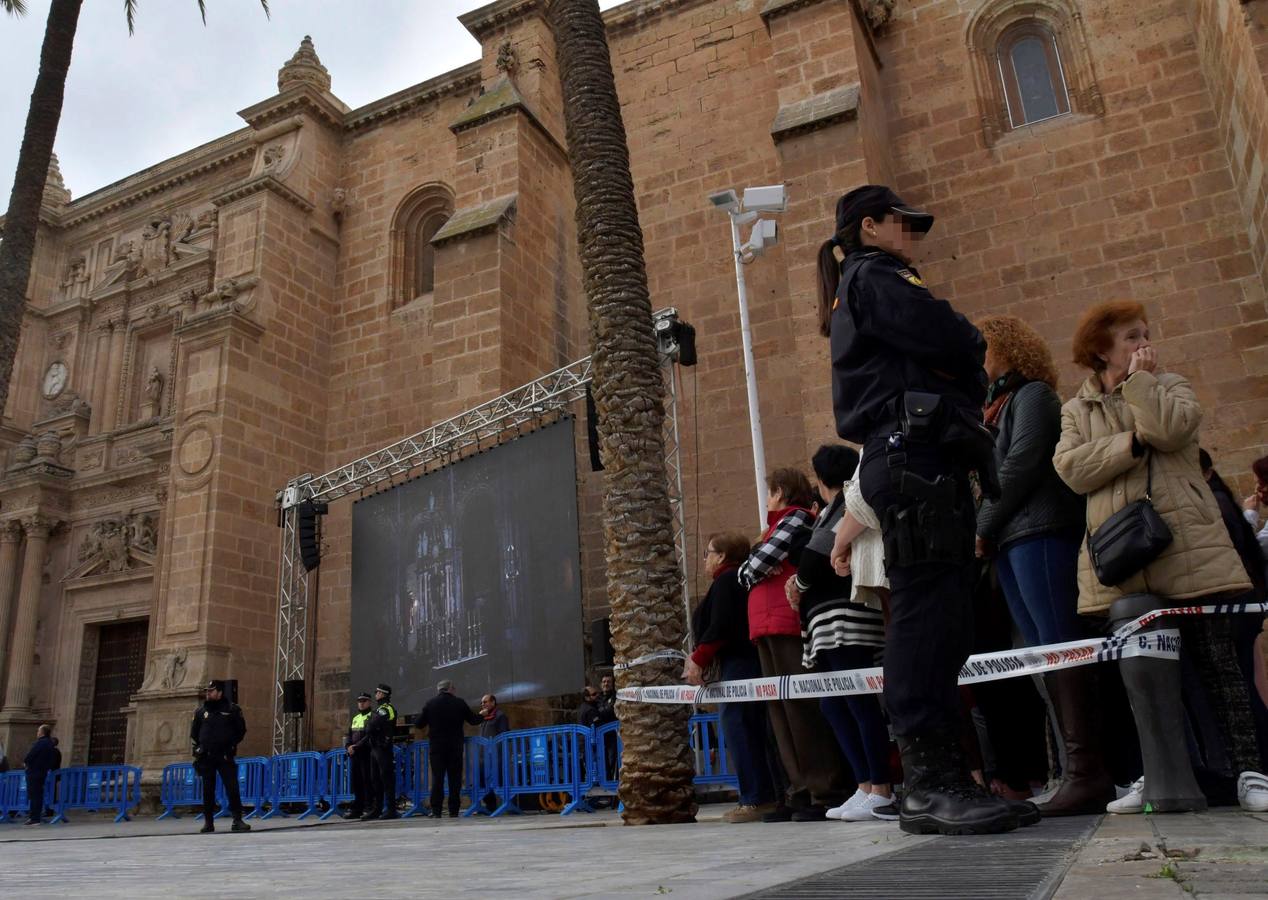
[42,361,68,399]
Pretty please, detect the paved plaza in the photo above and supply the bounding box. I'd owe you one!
[2,803,1266,898]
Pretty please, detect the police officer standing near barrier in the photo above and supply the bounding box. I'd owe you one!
[190,679,250,834]
[819,185,1036,836]
[343,691,373,820]
[363,683,398,820]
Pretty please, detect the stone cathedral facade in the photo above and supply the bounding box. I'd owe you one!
[0,0,1265,789]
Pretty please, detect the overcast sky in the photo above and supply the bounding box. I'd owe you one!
[0,0,625,204]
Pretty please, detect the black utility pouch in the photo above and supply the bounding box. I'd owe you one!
[900,391,943,443]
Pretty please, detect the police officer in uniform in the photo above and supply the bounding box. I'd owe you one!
[190,679,251,834]
[362,683,398,820]
[819,185,1036,836]
[343,691,373,820]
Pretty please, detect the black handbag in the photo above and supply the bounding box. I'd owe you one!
[1086,449,1173,586]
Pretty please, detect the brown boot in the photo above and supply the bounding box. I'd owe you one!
[1038,667,1115,816]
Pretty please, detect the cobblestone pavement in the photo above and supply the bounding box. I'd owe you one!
[2,804,1265,898]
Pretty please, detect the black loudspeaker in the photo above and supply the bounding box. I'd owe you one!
[591,617,614,667]
[296,501,327,572]
[221,679,239,705]
[282,679,306,715]
[585,387,604,473]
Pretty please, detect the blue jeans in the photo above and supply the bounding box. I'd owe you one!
[995,534,1082,647]
[817,644,892,785]
[719,654,777,806]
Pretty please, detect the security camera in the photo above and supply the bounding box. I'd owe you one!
[742,184,787,214]
[741,218,778,260]
[707,188,740,214]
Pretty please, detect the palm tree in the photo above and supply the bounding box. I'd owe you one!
[0,0,267,417]
[544,0,696,825]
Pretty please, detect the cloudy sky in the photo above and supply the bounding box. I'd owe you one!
[0,0,625,204]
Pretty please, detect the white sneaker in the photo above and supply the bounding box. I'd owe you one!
[1238,771,1268,812]
[1107,777,1145,814]
[840,792,894,822]
[826,789,868,821]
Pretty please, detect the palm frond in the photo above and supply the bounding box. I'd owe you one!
[124,0,136,34]
[1,0,29,17]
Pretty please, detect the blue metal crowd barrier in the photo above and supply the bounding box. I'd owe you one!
[321,749,353,820]
[0,770,38,822]
[490,725,593,817]
[262,751,323,820]
[215,756,270,820]
[157,763,202,820]
[47,765,142,824]
[593,720,622,794]
[398,740,427,817]
[690,713,739,789]
[461,736,494,817]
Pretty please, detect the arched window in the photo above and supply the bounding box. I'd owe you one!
[391,185,453,309]
[966,1,1103,145]
[998,22,1070,128]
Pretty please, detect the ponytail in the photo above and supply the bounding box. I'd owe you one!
[817,239,840,338]
[816,213,876,337]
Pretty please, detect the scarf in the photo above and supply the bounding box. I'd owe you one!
[983,372,1027,427]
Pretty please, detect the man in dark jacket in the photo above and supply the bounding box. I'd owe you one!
[415,680,482,818]
[477,694,509,812]
[190,679,250,834]
[363,683,398,820]
[576,686,601,728]
[23,725,56,825]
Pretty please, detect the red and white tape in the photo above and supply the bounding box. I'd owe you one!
[615,601,1265,705]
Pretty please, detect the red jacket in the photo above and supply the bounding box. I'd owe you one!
[742,506,814,641]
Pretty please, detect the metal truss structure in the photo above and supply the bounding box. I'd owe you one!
[271,312,692,752]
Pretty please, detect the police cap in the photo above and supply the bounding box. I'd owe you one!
[835,185,934,238]
[356,691,372,701]
[375,683,392,697]
[206,679,226,693]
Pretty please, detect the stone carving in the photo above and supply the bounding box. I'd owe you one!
[49,388,90,417]
[141,648,187,693]
[140,218,173,274]
[278,35,331,93]
[143,366,165,418]
[11,435,37,467]
[35,431,62,460]
[60,256,89,296]
[197,275,261,313]
[331,187,347,220]
[262,143,287,172]
[496,40,517,75]
[76,512,157,574]
[862,0,895,30]
[101,212,212,286]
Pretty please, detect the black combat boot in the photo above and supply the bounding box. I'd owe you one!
[199,819,215,834]
[231,818,251,833]
[897,730,1020,836]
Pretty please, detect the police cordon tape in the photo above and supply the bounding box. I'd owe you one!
[614,601,1267,705]
[613,649,688,671]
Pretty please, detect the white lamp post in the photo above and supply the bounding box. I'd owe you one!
[708,184,787,530]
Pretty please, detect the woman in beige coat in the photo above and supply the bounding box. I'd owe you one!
[1054,300,1250,611]
[1054,299,1256,813]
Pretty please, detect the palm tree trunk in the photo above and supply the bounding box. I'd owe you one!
[545,0,696,825]
[0,0,82,417]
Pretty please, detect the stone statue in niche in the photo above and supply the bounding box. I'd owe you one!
[142,366,165,419]
[126,511,157,554]
[60,255,90,297]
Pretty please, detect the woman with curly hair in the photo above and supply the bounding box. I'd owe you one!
[975,314,1111,816]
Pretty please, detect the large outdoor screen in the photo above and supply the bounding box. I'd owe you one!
[350,419,585,716]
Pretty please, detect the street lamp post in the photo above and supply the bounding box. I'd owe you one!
[708,185,787,531]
